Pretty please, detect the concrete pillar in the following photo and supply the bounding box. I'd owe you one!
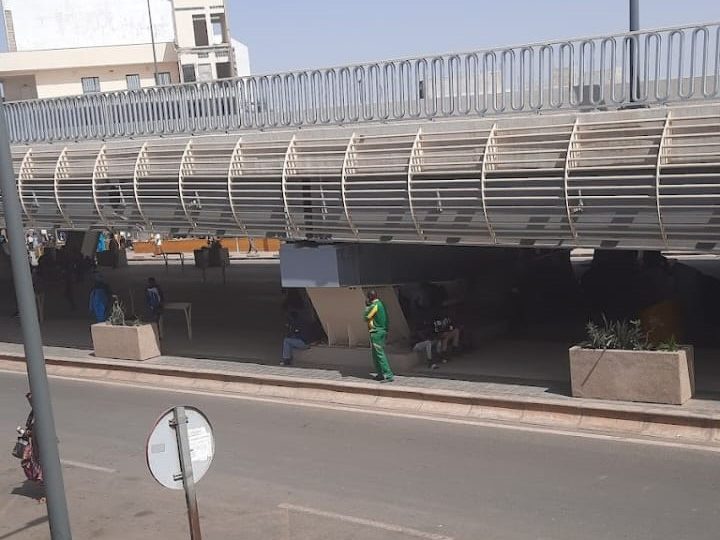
[306,286,409,347]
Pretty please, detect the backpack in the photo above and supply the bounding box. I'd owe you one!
[146,287,162,310]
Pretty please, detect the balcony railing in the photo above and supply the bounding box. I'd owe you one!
[4,21,720,144]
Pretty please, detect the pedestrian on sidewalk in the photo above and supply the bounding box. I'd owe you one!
[13,392,44,500]
[144,277,165,334]
[364,290,394,382]
[89,273,112,322]
[281,310,309,366]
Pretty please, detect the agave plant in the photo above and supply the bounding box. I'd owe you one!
[107,296,141,327]
[582,316,649,351]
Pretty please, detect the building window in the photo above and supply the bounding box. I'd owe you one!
[126,74,141,90]
[197,63,213,82]
[192,14,209,47]
[210,14,226,45]
[156,72,171,85]
[216,62,232,79]
[81,77,101,94]
[182,65,197,83]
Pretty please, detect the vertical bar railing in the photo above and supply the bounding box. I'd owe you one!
[4,21,720,144]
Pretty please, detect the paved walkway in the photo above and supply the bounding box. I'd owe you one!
[3,341,720,418]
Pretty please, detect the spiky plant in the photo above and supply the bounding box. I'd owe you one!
[582,316,649,351]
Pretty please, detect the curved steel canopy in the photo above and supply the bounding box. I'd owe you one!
[4,102,720,253]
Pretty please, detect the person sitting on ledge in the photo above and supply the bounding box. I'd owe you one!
[412,320,440,370]
[281,310,310,366]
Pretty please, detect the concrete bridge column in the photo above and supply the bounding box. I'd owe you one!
[306,286,409,347]
[280,242,491,351]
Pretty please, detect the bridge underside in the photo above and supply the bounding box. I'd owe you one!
[3,102,720,252]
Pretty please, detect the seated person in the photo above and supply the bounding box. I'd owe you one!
[411,320,439,370]
[281,310,310,366]
[434,315,462,361]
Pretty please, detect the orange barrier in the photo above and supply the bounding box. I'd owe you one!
[132,238,281,255]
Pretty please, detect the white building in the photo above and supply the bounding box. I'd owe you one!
[0,0,251,101]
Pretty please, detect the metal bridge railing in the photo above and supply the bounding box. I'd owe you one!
[5,21,720,144]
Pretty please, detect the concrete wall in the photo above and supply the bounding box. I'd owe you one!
[2,0,175,51]
[33,62,179,99]
[0,74,37,100]
[0,0,249,93]
[307,286,409,347]
[173,1,226,49]
[0,43,177,72]
[232,39,251,76]
[173,5,200,49]
[173,0,220,8]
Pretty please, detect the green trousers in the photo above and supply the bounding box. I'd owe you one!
[370,330,394,380]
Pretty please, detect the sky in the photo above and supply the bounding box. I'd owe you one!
[226,0,719,74]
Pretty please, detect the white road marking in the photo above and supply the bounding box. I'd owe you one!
[60,459,116,474]
[1,368,718,454]
[279,503,453,540]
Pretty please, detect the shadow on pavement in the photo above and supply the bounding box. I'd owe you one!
[0,515,48,540]
[10,480,45,501]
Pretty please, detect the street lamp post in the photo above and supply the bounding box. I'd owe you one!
[629,0,640,102]
[0,104,72,537]
[147,0,160,85]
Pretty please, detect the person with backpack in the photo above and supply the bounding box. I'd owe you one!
[145,277,165,327]
[89,273,112,322]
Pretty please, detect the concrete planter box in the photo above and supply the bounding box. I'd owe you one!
[91,323,161,361]
[569,346,695,405]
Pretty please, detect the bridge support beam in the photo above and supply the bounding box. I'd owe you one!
[279,242,504,348]
[306,286,408,347]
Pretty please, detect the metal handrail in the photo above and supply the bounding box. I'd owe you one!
[5,21,720,144]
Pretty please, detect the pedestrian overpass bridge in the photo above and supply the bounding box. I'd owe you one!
[2,22,720,253]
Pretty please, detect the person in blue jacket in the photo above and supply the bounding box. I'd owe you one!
[89,274,112,323]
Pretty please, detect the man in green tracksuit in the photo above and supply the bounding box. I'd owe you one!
[364,290,394,382]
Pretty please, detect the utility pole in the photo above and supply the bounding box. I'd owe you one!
[629,0,640,102]
[0,107,72,536]
[147,0,161,85]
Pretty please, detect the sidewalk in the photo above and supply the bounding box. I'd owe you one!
[2,341,720,447]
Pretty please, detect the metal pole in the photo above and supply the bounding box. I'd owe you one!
[0,105,72,537]
[147,0,160,85]
[629,0,640,102]
[172,407,203,540]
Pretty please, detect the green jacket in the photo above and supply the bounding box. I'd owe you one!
[364,298,388,333]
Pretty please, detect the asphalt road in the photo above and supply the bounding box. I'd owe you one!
[0,372,718,540]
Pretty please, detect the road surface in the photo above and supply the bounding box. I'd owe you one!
[0,371,718,539]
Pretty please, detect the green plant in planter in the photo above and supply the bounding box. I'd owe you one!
[582,316,649,351]
[656,335,680,352]
[582,315,680,351]
[107,296,142,327]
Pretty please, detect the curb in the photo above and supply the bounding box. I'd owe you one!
[2,353,720,446]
